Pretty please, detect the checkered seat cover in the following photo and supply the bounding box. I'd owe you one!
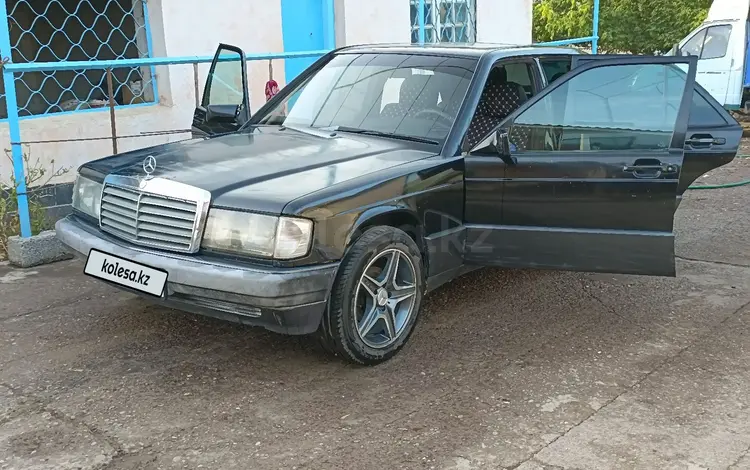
[466,68,528,149]
[381,76,437,119]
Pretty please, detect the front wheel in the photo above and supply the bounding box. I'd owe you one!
[317,226,425,365]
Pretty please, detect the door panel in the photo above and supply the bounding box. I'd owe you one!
[192,44,251,138]
[464,56,698,277]
[679,84,742,194]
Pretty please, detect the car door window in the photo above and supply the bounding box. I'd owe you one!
[700,25,732,60]
[205,49,245,106]
[680,25,732,60]
[503,62,535,99]
[681,29,707,57]
[689,88,729,127]
[465,61,535,148]
[508,63,689,152]
[539,57,572,84]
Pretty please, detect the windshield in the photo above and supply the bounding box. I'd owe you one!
[255,53,477,143]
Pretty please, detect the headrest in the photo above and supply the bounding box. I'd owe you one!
[399,75,435,105]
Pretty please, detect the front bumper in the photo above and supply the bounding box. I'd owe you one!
[55,215,339,335]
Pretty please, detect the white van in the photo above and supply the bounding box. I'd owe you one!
[669,0,750,110]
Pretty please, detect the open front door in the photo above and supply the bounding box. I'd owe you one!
[464,55,698,277]
[192,44,251,138]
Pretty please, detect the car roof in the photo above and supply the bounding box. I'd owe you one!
[336,43,582,59]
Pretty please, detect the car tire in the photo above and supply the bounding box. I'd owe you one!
[317,225,425,365]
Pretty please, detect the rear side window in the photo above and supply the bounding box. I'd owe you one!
[501,62,535,98]
[539,58,572,84]
[689,88,729,127]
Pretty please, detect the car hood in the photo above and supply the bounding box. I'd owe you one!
[84,127,436,214]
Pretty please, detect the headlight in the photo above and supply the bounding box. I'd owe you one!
[201,209,313,259]
[72,174,102,219]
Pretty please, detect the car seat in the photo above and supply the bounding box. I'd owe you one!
[465,67,528,149]
[381,75,438,120]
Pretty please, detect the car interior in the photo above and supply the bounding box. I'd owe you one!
[465,62,535,149]
[380,68,476,116]
[373,58,578,150]
[380,73,441,120]
[375,67,472,139]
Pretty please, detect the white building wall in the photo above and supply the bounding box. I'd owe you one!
[0,0,534,186]
[334,0,411,47]
[476,0,533,44]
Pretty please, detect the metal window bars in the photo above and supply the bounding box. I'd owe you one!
[410,0,600,54]
[1,0,157,119]
[410,0,477,44]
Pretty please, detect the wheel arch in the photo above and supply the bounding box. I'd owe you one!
[346,206,428,275]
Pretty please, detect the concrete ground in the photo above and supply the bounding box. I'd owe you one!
[1,152,750,470]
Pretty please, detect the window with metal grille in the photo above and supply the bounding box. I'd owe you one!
[410,0,476,44]
[0,0,157,118]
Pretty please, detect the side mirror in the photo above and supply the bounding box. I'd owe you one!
[470,128,516,166]
[495,129,512,158]
[494,129,517,166]
[205,104,240,123]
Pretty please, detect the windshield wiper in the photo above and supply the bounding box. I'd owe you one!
[322,126,439,145]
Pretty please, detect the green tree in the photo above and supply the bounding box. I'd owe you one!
[533,0,713,54]
[533,0,592,46]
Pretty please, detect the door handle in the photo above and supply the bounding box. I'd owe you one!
[686,135,726,147]
[623,163,677,173]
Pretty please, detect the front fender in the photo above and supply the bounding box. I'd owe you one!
[346,205,421,247]
[292,157,464,267]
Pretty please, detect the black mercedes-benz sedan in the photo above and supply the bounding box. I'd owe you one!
[56,43,741,365]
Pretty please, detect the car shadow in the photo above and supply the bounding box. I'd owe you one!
[103,267,563,370]
[57,259,737,400]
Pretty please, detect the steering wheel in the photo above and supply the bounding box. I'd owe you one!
[413,108,454,124]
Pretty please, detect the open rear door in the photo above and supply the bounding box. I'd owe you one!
[192,44,251,138]
[464,55,699,276]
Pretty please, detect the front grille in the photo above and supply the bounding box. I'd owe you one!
[100,184,200,252]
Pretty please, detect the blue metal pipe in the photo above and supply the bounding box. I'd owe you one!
[536,36,596,47]
[0,0,32,237]
[4,50,331,73]
[592,0,600,54]
[141,0,159,105]
[2,71,31,238]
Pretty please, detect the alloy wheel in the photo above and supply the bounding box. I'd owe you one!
[354,248,418,349]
